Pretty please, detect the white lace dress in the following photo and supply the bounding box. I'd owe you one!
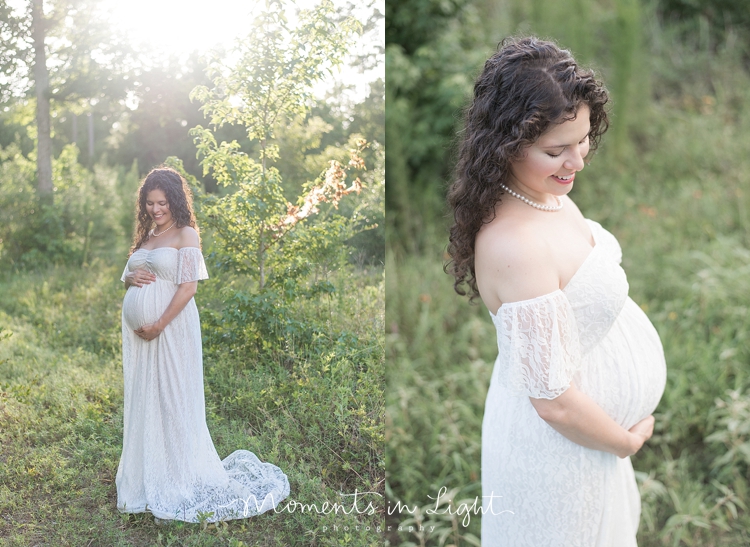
[117,246,290,522]
[481,219,667,545]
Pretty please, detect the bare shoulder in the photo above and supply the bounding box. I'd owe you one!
[475,216,546,269]
[475,215,559,306]
[561,194,586,219]
[177,226,201,249]
[560,194,594,239]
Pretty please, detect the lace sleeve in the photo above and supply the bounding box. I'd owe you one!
[493,290,582,399]
[176,247,209,284]
[120,264,129,283]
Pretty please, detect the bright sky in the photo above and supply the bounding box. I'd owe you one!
[7,0,383,100]
[117,0,385,99]
[107,0,267,55]
[105,0,383,100]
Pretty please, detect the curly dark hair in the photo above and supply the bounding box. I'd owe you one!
[129,167,199,256]
[446,36,610,300]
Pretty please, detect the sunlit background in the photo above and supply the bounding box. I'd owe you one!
[6,0,383,97]
[0,0,384,186]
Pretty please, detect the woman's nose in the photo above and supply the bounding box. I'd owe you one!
[564,148,585,171]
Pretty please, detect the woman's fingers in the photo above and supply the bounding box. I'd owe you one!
[629,415,655,441]
[134,324,159,341]
[133,271,156,287]
[632,415,654,429]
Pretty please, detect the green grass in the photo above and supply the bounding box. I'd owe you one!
[0,252,384,546]
[386,90,750,546]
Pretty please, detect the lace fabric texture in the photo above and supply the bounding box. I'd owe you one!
[482,219,667,546]
[117,247,290,522]
[493,291,582,399]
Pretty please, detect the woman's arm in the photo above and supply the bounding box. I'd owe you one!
[530,384,655,458]
[134,281,197,341]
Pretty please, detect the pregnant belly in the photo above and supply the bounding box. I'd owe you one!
[580,298,667,430]
[122,280,175,330]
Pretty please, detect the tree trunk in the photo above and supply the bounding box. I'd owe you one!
[32,0,52,197]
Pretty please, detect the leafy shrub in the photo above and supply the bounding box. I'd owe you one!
[0,143,126,268]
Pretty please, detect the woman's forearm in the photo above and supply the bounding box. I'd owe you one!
[155,281,198,330]
[530,383,641,458]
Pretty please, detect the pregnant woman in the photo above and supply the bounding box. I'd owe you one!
[117,167,289,523]
[446,38,667,544]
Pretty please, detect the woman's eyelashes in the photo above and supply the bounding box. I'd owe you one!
[546,137,589,158]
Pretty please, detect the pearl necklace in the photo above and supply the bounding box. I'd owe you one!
[500,183,563,212]
[150,221,176,237]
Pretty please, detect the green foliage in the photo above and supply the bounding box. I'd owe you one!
[275,108,386,266]
[190,0,360,168]
[0,0,135,175]
[385,0,470,56]
[0,1,31,104]
[202,267,385,494]
[657,0,750,43]
[707,390,750,482]
[0,99,35,155]
[386,247,489,544]
[608,0,642,160]
[0,143,126,267]
[189,0,364,286]
[343,141,385,267]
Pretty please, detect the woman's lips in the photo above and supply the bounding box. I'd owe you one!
[551,173,575,184]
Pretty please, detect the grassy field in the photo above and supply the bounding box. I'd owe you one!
[0,245,384,546]
[386,89,750,545]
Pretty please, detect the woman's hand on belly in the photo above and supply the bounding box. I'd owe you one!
[132,281,198,341]
[134,322,163,341]
[530,383,655,458]
[628,415,655,452]
[125,268,156,288]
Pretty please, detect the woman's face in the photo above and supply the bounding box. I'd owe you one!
[508,103,591,202]
[145,188,173,227]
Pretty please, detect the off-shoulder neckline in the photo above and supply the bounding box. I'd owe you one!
[489,219,600,317]
[132,246,201,253]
